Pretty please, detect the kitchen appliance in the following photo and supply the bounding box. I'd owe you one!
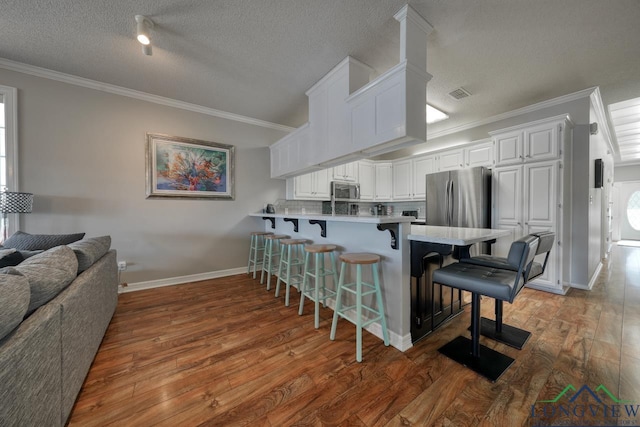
[425,166,491,229]
[265,204,276,214]
[331,181,360,201]
[374,204,386,216]
[402,210,425,225]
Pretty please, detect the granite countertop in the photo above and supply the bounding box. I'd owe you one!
[408,225,511,245]
[249,212,415,225]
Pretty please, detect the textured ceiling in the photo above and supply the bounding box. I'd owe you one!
[1,0,640,158]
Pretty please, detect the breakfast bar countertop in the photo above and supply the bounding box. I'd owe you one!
[408,225,511,246]
[249,212,415,225]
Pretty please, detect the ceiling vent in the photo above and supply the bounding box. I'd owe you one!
[448,87,471,100]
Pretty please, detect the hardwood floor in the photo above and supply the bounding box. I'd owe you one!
[69,245,640,426]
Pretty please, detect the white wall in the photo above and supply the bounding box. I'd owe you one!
[0,68,287,284]
[615,164,640,182]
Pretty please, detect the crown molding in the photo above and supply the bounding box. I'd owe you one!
[0,57,295,133]
[427,87,598,141]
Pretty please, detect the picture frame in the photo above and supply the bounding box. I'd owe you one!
[145,133,235,200]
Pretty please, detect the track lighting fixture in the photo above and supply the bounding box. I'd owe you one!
[135,15,154,56]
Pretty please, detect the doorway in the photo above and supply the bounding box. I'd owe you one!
[619,181,640,241]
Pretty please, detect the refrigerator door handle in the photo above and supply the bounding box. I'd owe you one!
[449,180,455,225]
[444,179,450,226]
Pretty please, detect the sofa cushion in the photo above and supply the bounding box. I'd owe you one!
[0,248,24,268]
[0,273,30,341]
[13,245,79,315]
[68,236,111,274]
[3,231,85,251]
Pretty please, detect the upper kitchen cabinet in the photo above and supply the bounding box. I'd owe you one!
[333,161,358,182]
[269,5,433,179]
[374,163,393,201]
[437,148,464,171]
[392,159,412,199]
[491,115,570,167]
[270,123,311,179]
[464,140,494,168]
[289,168,331,200]
[392,154,436,200]
[358,161,375,200]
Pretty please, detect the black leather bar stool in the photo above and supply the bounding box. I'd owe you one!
[459,231,555,349]
[432,235,539,382]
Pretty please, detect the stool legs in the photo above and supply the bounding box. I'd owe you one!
[299,251,338,329]
[247,234,266,279]
[260,238,280,291]
[275,243,304,306]
[331,260,388,362]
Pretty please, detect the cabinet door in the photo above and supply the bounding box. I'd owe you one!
[465,141,494,168]
[358,161,375,200]
[294,173,315,199]
[344,162,358,181]
[374,163,393,200]
[270,144,284,179]
[523,161,559,287]
[438,149,464,171]
[524,122,559,162]
[493,166,523,227]
[412,155,435,199]
[314,168,331,199]
[494,131,523,166]
[392,160,412,200]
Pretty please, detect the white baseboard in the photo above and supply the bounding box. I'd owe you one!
[119,267,247,293]
[570,262,603,291]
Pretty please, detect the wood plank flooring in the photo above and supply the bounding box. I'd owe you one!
[68,245,640,426]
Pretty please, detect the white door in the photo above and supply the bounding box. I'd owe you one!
[620,182,640,240]
[492,165,523,257]
[294,173,315,199]
[314,169,331,199]
[358,161,375,200]
[392,160,412,199]
[374,163,393,200]
[413,155,435,198]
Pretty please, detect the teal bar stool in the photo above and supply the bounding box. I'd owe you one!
[247,231,273,279]
[260,234,289,290]
[275,238,307,306]
[330,253,390,362]
[298,244,339,329]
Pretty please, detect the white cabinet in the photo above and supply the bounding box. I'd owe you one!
[333,162,358,182]
[374,163,393,201]
[491,116,564,167]
[292,169,331,200]
[270,123,310,178]
[392,159,412,200]
[437,148,464,171]
[493,159,562,291]
[465,140,494,168]
[358,161,375,200]
[391,155,435,200]
[412,155,436,199]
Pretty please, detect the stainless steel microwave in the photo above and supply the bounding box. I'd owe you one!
[331,181,360,200]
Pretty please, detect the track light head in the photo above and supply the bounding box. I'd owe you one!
[135,15,154,46]
[142,44,152,56]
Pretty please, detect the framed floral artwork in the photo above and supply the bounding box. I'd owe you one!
[146,133,234,199]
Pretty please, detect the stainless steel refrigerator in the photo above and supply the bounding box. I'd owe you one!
[425,166,491,229]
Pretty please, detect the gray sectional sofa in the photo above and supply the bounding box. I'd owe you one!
[0,235,118,426]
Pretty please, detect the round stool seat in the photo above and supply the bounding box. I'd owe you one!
[281,238,307,245]
[250,231,274,236]
[339,253,380,265]
[305,244,337,253]
[266,234,289,240]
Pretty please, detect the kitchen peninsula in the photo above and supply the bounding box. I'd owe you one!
[250,212,510,352]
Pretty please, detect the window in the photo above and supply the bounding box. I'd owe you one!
[628,191,640,231]
[0,85,19,237]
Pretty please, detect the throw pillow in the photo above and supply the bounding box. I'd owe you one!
[0,273,30,341]
[3,231,86,251]
[13,245,78,315]
[67,236,111,274]
[0,248,25,268]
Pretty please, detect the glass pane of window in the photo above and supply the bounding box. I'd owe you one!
[0,98,4,128]
[0,131,4,157]
[628,191,640,231]
[0,157,5,190]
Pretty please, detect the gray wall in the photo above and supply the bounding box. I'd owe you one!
[0,68,287,284]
